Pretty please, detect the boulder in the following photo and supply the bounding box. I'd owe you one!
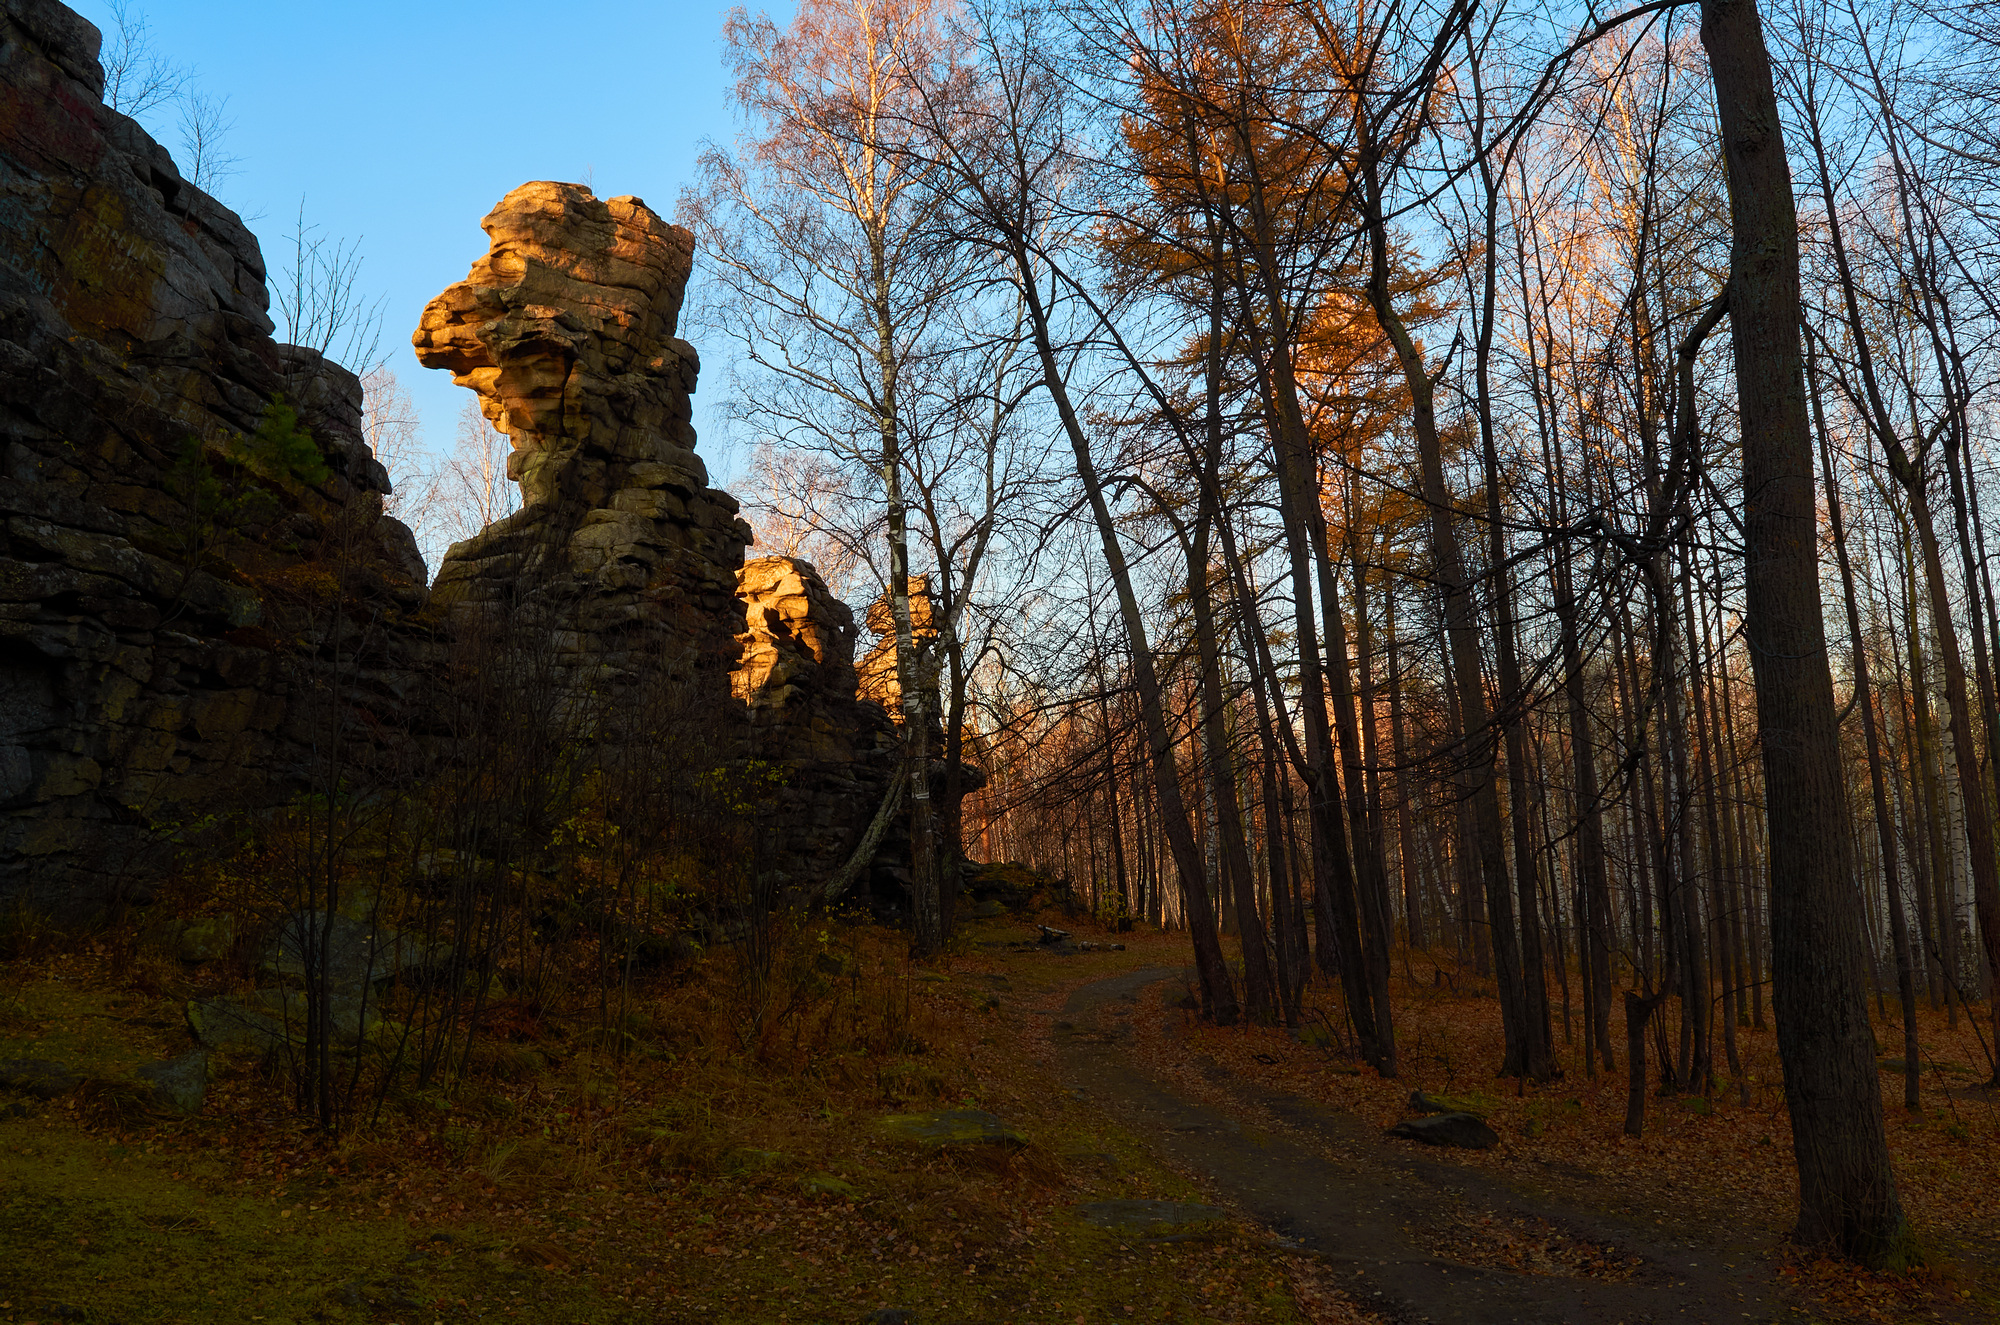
[1407,1089,1489,1116]
[258,910,434,992]
[136,1050,206,1113]
[139,916,236,963]
[186,987,382,1053]
[964,861,1055,909]
[874,1109,1026,1150]
[185,996,286,1053]
[1388,1112,1500,1150]
[175,916,236,963]
[1075,1199,1229,1236]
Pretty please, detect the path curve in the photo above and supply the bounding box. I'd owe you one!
[1052,967,1782,1325]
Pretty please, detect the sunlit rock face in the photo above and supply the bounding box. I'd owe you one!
[734,556,861,737]
[733,555,905,892]
[855,577,938,719]
[0,0,426,910]
[412,182,702,511]
[412,182,752,697]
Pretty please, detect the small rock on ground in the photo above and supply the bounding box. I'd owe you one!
[1388,1112,1499,1149]
[1076,1198,1229,1235]
[137,1050,207,1113]
[802,1172,862,1200]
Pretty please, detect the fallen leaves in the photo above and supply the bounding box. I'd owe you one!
[1426,1209,1641,1281]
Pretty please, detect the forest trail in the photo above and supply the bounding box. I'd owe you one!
[1052,967,1783,1325]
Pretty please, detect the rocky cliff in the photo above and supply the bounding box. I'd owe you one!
[0,0,427,909]
[734,555,904,894]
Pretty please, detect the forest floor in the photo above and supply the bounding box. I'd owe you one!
[0,902,1993,1325]
[1053,960,1998,1325]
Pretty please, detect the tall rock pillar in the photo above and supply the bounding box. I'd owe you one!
[412,182,751,695]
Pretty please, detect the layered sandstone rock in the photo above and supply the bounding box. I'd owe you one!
[416,188,910,897]
[733,556,904,890]
[0,0,426,908]
[734,557,860,745]
[855,577,939,718]
[412,182,750,698]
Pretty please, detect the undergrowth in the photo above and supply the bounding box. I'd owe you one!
[0,905,1324,1324]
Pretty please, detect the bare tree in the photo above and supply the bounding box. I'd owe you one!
[99,0,187,118]
[426,399,519,556]
[360,367,423,497]
[272,202,385,392]
[176,89,237,194]
[682,0,986,954]
[738,439,875,596]
[1699,0,1911,1268]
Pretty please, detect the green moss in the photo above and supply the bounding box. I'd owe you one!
[0,1128,521,1323]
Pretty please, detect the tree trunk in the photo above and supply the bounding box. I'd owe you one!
[1700,0,1910,1264]
[1361,153,1526,1075]
[1013,249,1238,1022]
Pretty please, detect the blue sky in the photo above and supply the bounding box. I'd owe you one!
[71,0,772,483]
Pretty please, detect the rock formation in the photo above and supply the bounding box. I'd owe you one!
[415,187,908,898]
[0,0,975,918]
[855,577,939,717]
[411,182,750,701]
[733,555,904,891]
[0,0,426,909]
[734,556,863,758]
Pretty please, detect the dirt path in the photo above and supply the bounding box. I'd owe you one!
[1052,967,1785,1325]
